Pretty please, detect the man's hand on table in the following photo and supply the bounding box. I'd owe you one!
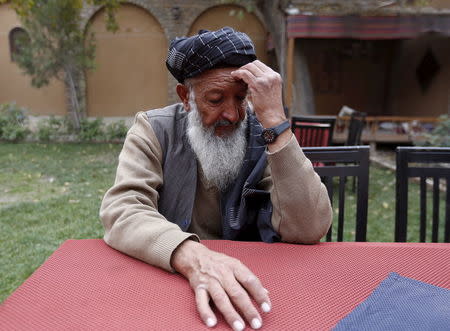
[171,240,271,330]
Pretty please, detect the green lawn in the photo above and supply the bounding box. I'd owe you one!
[327,163,447,243]
[0,143,122,303]
[0,143,447,302]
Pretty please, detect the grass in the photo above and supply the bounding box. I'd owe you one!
[0,142,122,303]
[0,143,447,302]
[327,165,447,243]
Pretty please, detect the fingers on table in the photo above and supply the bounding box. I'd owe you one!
[195,284,217,328]
[195,281,248,331]
[234,264,271,313]
[224,276,263,330]
[194,274,268,330]
[207,281,249,331]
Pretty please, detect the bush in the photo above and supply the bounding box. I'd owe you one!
[36,116,68,141]
[78,118,105,142]
[2,108,128,143]
[104,121,128,141]
[421,115,450,147]
[0,103,30,142]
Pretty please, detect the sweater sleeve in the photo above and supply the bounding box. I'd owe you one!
[261,134,332,243]
[99,112,199,272]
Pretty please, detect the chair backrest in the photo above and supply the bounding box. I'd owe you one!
[346,111,366,146]
[303,146,370,242]
[291,116,336,147]
[395,147,450,243]
[295,123,332,147]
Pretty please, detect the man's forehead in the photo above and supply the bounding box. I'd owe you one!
[192,67,247,93]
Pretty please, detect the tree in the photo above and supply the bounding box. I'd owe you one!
[223,0,289,107]
[255,0,289,80]
[222,0,289,81]
[0,0,121,129]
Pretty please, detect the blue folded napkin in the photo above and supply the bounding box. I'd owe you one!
[333,272,450,331]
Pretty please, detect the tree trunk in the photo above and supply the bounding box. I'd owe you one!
[257,0,289,115]
[257,0,288,80]
[64,67,85,130]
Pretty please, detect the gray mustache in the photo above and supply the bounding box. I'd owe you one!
[214,119,236,127]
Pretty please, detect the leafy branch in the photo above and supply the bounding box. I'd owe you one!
[0,0,122,129]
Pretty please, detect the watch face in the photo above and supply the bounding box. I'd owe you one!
[262,128,276,144]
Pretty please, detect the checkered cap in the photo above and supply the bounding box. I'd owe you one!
[166,27,257,83]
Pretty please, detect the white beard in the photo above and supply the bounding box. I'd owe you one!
[186,93,247,191]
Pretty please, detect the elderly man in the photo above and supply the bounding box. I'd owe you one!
[100,27,332,331]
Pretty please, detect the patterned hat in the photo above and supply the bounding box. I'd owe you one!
[166,27,257,83]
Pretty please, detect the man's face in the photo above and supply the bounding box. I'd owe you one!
[179,68,248,136]
[180,67,249,190]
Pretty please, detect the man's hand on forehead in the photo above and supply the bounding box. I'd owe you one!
[232,76,249,89]
[231,60,286,129]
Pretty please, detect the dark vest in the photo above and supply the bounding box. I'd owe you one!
[146,104,280,243]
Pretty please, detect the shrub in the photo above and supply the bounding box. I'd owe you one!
[104,121,128,141]
[78,118,105,142]
[421,115,450,147]
[0,102,30,142]
[36,116,68,141]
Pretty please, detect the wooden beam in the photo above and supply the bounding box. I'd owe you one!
[285,37,295,113]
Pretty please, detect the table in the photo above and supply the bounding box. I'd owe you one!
[1,240,449,330]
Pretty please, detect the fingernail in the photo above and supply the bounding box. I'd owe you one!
[251,318,262,329]
[206,317,216,327]
[233,320,245,331]
[261,302,271,313]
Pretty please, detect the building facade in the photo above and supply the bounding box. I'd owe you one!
[0,0,268,118]
[287,0,450,118]
[1,0,449,120]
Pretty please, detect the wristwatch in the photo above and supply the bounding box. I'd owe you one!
[261,120,290,144]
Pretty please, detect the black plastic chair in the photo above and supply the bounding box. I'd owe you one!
[291,116,336,147]
[346,112,367,191]
[346,111,366,146]
[395,147,450,243]
[303,146,370,242]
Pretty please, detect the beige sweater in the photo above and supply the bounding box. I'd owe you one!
[100,111,332,272]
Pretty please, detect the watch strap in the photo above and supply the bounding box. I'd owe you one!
[261,120,291,144]
[271,120,290,135]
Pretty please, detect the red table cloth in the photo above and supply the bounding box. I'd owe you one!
[1,240,449,330]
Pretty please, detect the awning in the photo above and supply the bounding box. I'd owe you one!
[287,14,450,39]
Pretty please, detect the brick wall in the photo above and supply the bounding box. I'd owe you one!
[81,0,263,105]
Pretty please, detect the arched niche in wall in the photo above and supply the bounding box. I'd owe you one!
[86,4,168,117]
[188,5,268,64]
[9,27,30,61]
[0,4,66,116]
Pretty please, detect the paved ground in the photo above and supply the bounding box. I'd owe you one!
[371,144,448,192]
[370,146,396,170]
